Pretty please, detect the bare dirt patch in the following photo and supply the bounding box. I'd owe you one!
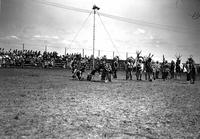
[0,68,200,138]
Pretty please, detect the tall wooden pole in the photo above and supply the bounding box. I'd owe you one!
[82,49,84,57]
[45,45,47,52]
[92,5,100,69]
[92,8,96,69]
[22,43,24,52]
[98,50,100,57]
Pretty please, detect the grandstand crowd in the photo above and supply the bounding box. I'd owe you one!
[0,47,199,84]
[0,47,92,69]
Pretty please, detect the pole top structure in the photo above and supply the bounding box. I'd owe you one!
[92,5,100,10]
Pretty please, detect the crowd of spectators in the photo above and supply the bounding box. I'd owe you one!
[0,47,92,68]
[0,47,199,75]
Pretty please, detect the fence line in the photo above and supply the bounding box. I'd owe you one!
[0,41,138,60]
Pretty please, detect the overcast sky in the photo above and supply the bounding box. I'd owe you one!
[0,0,200,62]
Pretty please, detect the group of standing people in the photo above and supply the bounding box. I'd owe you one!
[124,52,197,84]
[1,47,197,84]
[70,52,197,84]
[161,55,196,84]
[70,55,119,83]
[125,52,157,82]
[70,54,88,80]
[86,56,119,82]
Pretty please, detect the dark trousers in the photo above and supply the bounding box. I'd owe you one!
[186,72,190,81]
[126,69,132,80]
[162,71,168,80]
[101,70,111,81]
[189,71,195,83]
[170,71,174,79]
[136,71,142,80]
[113,70,117,78]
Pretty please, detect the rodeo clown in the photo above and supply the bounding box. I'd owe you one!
[87,55,112,82]
[70,55,87,80]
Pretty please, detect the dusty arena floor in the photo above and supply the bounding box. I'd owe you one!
[0,68,200,139]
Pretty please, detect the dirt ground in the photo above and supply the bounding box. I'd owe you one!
[0,68,200,139]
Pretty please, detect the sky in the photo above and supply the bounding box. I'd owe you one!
[0,0,200,62]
